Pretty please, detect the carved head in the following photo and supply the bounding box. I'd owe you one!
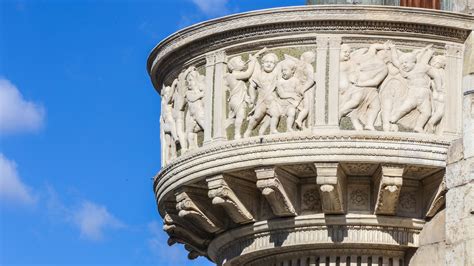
[400,52,416,72]
[162,85,173,99]
[280,59,297,80]
[228,56,245,72]
[340,44,351,62]
[430,55,446,69]
[300,51,316,64]
[261,53,278,73]
[185,69,199,89]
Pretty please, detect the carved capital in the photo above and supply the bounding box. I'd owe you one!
[205,53,216,66]
[314,163,346,214]
[328,36,342,49]
[255,167,297,217]
[175,188,223,233]
[445,44,463,58]
[207,175,254,224]
[316,36,329,49]
[373,164,405,215]
[214,50,227,63]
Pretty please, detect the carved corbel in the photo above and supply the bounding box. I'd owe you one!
[163,213,209,257]
[314,163,346,214]
[175,188,223,233]
[255,167,297,217]
[373,164,405,215]
[426,179,447,218]
[207,174,254,224]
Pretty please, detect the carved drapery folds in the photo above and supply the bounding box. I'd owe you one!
[255,167,298,217]
[339,42,447,133]
[175,187,223,234]
[207,174,254,224]
[314,163,346,214]
[373,164,405,215]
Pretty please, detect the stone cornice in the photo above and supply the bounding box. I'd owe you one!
[154,131,450,212]
[207,214,424,263]
[147,5,473,93]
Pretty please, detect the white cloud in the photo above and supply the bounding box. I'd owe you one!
[191,0,230,16]
[0,153,37,205]
[0,78,45,135]
[72,201,124,241]
[147,220,188,264]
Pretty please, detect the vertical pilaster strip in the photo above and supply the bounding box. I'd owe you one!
[213,50,227,141]
[314,36,328,128]
[204,53,215,144]
[327,36,342,128]
[444,44,464,137]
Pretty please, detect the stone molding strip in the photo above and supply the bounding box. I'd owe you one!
[154,132,450,211]
[207,214,424,264]
[147,6,473,92]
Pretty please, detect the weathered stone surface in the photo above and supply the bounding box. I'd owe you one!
[148,5,474,265]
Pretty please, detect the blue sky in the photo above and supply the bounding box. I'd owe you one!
[0,1,302,265]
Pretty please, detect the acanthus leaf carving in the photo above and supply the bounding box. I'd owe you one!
[255,167,297,217]
[207,174,254,224]
[314,162,346,214]
[373,164,405,215]
[162,213,209,256]
[175,188,223,234]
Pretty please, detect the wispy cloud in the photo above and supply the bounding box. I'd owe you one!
[0,78,45,135]
[45,187,124,241]
[190,0,230,17]
[147,220,189,265]
[0,153,37,205]
[72,201,124,241]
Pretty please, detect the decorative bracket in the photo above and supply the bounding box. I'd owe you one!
[207,174,254,224]
[426,178,447,218]
[255,167,297,217]
[314,162,346,214]
[373,164,405,215]
[175,187,223,233]
[163,213,209,253]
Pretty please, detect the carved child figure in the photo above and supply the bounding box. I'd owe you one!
[244,53,281,137]
[275,59,301,132]
[388,44,440,133]
[339,42,389,131]
[426,55,446,133]
[184,67,205,149]
[294,51,316,129]
[225,54,257,139]
[161,85,178,163]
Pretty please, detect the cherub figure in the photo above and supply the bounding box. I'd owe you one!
[171,74,188,151]
[293,51,316,129]
[275,58,301,132]
[184,67,205,149]
[244,53,281,137]
[225,54,258,139]
[426,55,446,133]
[339,42,389,131]
[161,85,178,164]
[388,43,440,133]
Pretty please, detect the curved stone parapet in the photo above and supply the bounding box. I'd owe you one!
[148,5,473,265]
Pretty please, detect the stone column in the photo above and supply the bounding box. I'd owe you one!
[327,36,342,128]
[204,53,215,144]
[443,44,464,137]
[314,36,328,129]
[213,50,227,142]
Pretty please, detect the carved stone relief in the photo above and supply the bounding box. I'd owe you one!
[301,185,322,213]
[222,47,317,139]
[161,66,206,164]
[339,42,447,134]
